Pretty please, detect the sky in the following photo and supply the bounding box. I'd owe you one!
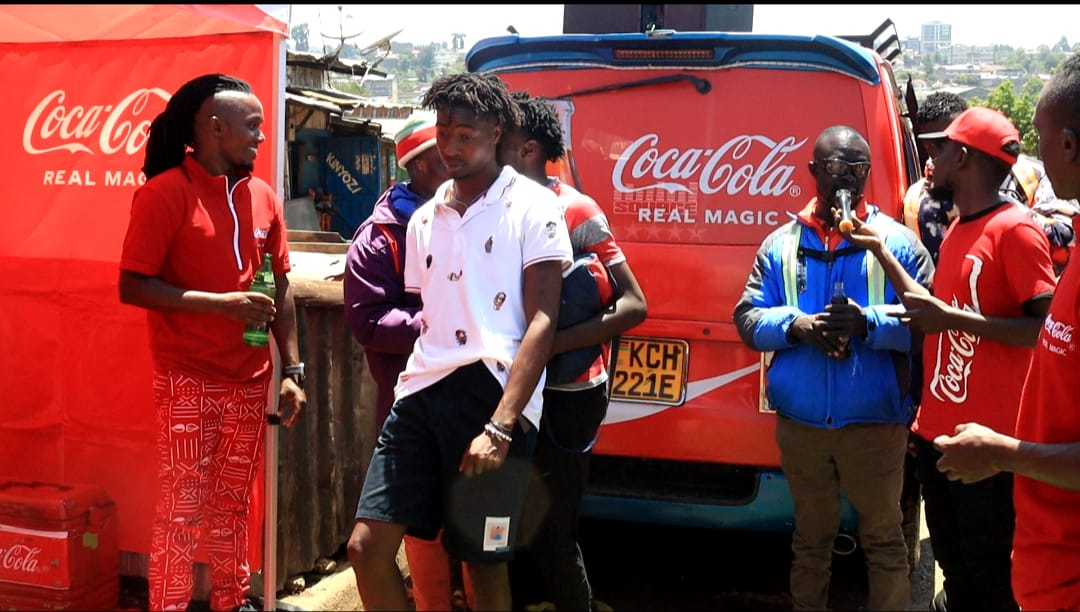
[288,4,1080,52]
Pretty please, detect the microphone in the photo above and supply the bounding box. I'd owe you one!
[835,188,854,233]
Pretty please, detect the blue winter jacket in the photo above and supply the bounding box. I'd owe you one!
[732,205,935,429]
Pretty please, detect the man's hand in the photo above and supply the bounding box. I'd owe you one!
[789,313,849,358]
[837,215,884,256]
[934,422,1014,484]
[277,377,306,428]
[219,291,276,327]
[890,292,955,334]
[823,299,867,342]
[460,429,510,478]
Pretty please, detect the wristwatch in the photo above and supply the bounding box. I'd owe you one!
[283,362,305,389]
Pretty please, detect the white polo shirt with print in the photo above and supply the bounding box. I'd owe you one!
[394,165,572,428]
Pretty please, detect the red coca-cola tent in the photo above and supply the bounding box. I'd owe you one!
[0,4,289,567]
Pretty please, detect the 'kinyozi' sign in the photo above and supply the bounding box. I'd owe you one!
[325,151,362,194]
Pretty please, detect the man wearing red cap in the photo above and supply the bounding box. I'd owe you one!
[343,111,466,610]
[843,106,1057,611]
[929,53,1080,612]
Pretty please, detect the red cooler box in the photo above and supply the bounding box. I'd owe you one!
[0,481,119,610]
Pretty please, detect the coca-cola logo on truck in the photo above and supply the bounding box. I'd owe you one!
[613,133,805,197]
[610,133,806,229]
[22,88,170,188]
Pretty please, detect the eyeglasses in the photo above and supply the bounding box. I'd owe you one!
[819,157,871,179]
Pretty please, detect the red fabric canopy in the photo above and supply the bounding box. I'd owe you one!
[0,4,288,567]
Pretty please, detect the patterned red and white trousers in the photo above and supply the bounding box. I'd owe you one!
[148,370,268,611]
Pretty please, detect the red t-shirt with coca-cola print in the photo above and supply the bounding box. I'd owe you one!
[1011,247,1080,611]
[912,202,1057,441]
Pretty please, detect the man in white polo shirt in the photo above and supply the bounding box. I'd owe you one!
[346,72,572,611]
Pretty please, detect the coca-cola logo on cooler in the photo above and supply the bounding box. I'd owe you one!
[23,88,171,156]
[0,543,43,575]
[612,133,806,197]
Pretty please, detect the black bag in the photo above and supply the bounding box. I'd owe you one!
[546,252,617,385]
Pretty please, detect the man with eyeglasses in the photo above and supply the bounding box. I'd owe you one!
[734,125,933,611]
[842,107,1057,611]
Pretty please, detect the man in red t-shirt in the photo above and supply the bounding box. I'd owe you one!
[933,54,1080,612]
[119,74,306,612]
[843,106,1056,611]
[499,91,648,612]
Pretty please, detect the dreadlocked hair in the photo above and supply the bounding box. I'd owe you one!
[142,74,253,180]
[512,91,565,163]
[917,91,968,125]
[421,72,522,131]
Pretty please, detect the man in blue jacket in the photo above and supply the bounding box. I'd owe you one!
[733,125,934,611]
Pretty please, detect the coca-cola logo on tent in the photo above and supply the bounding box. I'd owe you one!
[22,88,170,187]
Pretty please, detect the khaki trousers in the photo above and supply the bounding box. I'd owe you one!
[776,416,911,611]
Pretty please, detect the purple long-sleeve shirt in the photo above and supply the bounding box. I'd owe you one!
[344,182,426,426]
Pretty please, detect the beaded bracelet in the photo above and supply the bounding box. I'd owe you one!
[488,419,514,436]
[483,422,512,444]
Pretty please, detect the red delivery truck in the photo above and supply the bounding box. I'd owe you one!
[466,22,924,558]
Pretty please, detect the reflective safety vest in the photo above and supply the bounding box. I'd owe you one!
[1008,156,1043,206]
[901,180,926,244]
[780,214,891,308]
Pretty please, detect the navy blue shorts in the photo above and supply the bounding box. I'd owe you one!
[354,361,538,563]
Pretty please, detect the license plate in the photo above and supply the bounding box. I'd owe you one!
[610,336,688,405]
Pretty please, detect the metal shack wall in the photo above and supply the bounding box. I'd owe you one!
[274,274,377,582]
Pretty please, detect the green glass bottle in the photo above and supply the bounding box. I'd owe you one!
[243,253,275,347]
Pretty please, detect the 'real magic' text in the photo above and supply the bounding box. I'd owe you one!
[42,169,146,187]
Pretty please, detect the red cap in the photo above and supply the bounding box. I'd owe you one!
[918,106,1020,165]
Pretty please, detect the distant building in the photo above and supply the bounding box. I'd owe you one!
[946,43,996,65]
[921,21,952,56]
[362,74,398,102]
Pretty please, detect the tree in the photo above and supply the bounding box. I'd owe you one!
[923,55,936,81]
[980,76,1046,158]
[396,52,414,75]
[416,43,437,83]
[339,43,360,60]
[986,78,1018,121]
[291,22,309,52]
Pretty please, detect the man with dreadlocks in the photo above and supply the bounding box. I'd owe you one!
[346,72,571,611]
[119,73,305,612]
[500,91,647,612]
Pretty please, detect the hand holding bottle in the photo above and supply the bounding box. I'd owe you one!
[828,281,851,358]
[243,254,277,347]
